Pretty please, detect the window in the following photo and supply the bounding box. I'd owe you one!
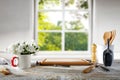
[34,0,92,54]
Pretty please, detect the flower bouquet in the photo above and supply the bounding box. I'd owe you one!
[8,40,39,55]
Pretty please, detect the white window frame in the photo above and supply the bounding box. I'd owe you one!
[33,0,93,59]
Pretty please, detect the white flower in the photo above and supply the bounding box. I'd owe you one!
[7,40,39,55]
[17,45,24,53]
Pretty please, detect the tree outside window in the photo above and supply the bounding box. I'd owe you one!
[37,0,89,51]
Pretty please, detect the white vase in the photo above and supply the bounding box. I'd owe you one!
[18,55,31,69]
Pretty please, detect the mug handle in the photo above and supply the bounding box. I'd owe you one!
[11,56,18,67]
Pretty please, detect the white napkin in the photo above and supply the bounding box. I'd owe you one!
[0,57,8,65]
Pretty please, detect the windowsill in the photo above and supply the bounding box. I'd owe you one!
[31,51,91,61]
[32,54,91,61]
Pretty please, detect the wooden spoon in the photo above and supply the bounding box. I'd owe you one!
[110,30,116,45]
[103,31,111,45]
[82,65,95,73]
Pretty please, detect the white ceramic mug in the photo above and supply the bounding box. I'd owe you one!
[11,55,31,69]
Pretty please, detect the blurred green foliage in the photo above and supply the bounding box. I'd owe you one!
[38,32,61,50]
[65,32,88,51]
[38,0,88,51]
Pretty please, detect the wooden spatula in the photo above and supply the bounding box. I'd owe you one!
[110,30,116,45]
[82,64,96,73]
[103,31,111,45]
[82,65,94,73]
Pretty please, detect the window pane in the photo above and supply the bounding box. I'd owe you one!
[65,11,89,30]
[38,32,61,51]
[38,0,62,10]
[65,32,88,51]
[38,12,62,30]
[65,0,88,10]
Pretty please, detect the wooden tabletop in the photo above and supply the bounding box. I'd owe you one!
[0,60,120,80]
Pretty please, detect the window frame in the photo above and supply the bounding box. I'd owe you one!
[33,0,93,58]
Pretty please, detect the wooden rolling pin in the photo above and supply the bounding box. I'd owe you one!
[37,58,92,66]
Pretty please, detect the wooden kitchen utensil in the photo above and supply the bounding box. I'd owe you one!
[103,31,111,45]
[110,30,116,45]
[0,68,10,75]
[82,63,110,73]
[37,58,92,66]
[82,64,95,73]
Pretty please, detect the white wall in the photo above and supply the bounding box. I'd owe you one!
[0,0,33,50]
[93,0,120,53]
